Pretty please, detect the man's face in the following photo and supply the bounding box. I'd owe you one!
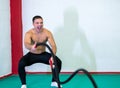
[33,18,43,32]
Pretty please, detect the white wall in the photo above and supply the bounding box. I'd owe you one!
[0,0,11,77]
[22,0,120,72]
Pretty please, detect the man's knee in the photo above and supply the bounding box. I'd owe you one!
[55,56,62,66]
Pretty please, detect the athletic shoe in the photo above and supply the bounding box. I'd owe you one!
[21,85,27,88]
[51,82,62,87]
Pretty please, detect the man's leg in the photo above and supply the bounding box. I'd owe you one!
[18,52,32,88]
[51,56,62,82]
[18,57,27,85]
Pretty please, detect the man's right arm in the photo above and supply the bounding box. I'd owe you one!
[24,32,33,50]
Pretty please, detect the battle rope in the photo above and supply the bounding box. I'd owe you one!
[36,43,97,88]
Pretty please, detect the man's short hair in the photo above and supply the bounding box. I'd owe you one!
[32,15,43,23]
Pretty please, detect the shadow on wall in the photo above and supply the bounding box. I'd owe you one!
[54,7,97,71]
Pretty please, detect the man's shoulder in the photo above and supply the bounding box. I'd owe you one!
[43,28,51,33]
[25,29,33,35]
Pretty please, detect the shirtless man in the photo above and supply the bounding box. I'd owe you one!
[18,15,62,88]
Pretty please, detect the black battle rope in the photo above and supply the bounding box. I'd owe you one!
[36,43,97,88]
[36,43,61,88]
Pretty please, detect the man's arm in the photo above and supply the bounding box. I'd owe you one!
[47,31,57,55]
[24,32,34,50]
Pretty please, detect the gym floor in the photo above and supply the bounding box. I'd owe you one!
[0,74,120,88]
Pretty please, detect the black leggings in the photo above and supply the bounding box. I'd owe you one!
[18,52,62,84]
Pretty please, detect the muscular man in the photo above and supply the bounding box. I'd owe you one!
[18,15,62,88]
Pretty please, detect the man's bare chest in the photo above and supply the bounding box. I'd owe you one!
[31,33,48,43]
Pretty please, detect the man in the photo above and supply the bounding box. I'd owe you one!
[18,15,62,88]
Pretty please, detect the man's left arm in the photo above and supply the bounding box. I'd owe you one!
[48,31,57,55]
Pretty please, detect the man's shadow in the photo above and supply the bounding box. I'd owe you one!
[54,7,97,71]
